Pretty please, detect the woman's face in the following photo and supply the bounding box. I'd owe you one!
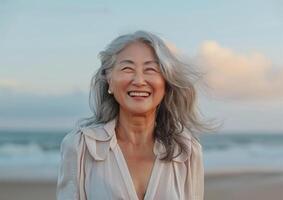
[108,41,165,116]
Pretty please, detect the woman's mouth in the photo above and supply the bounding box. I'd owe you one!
[127,91,151,97]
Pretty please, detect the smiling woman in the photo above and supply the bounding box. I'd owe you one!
[56,30,212,200]
[108,41,165,116]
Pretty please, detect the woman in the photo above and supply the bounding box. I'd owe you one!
[57,30,208,200]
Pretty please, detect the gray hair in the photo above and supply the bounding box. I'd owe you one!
[79,30,215,161]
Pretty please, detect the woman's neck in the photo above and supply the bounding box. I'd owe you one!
[115,110,156,146]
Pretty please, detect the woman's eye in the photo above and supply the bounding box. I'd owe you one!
[145,67,158,72]
[121,67,133,72]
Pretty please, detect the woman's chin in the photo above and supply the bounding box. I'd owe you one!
[123,107,157,116]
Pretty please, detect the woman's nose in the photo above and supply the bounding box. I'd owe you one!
[132,71,147,86]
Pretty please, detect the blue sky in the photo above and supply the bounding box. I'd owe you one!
[0,0,282,132]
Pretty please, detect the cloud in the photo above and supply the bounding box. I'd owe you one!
[0,81,91,129]
[0,78,86,95]
[0,79,22,90]
[195,41,283,101]
[0,85,90,119]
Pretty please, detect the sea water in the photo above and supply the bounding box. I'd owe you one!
[0,130,282,181]
[201,133,283,172]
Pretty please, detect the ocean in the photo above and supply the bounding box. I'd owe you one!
[0,130,282,181]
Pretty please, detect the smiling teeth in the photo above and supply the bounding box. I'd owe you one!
[129,92,150,97]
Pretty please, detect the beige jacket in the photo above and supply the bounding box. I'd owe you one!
[56,119,204,200]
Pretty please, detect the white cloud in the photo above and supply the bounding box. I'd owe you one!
[195,41,283,101]
[0,81,90,130]
[0,81,89,119]
[0,78,85,96]
[0,79,21,89]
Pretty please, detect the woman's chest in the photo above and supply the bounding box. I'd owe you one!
[83,149,186,200]
[120,147,156,200]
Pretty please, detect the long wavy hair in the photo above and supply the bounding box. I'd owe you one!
[78,30,215,161]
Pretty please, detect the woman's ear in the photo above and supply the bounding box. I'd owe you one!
[106,71,113,93]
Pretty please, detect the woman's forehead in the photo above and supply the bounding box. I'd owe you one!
[117,41,156,59]
[117,59,159,66]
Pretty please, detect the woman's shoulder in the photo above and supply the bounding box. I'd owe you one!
[60,129,82,154]
[60,121,115,162]
[182,128,202,146]
[180,129,203,159]
[61,123,107,150]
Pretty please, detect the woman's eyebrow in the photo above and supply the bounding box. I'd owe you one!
[118,59,159,66]
[144,60,159,65]
[118,60,135,65]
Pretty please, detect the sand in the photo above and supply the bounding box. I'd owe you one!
[204,170,283,200]
[0,180,56,200]
[0,170,282,200]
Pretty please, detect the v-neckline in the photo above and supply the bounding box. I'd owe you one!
[114,143,159,200]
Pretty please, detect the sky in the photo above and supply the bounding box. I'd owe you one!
[0,0,282,132]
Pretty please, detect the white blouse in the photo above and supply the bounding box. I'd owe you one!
[56,119,204,200]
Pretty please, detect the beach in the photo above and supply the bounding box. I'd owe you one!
[1,132,282,199]
[204,170,283,200]
[1,170,282,200]
[0,180,56,200]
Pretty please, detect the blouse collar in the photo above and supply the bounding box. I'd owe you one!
[81,118,191,163]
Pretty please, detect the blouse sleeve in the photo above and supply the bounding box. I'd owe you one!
[185,137,204,200]
[56,131,80,200]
